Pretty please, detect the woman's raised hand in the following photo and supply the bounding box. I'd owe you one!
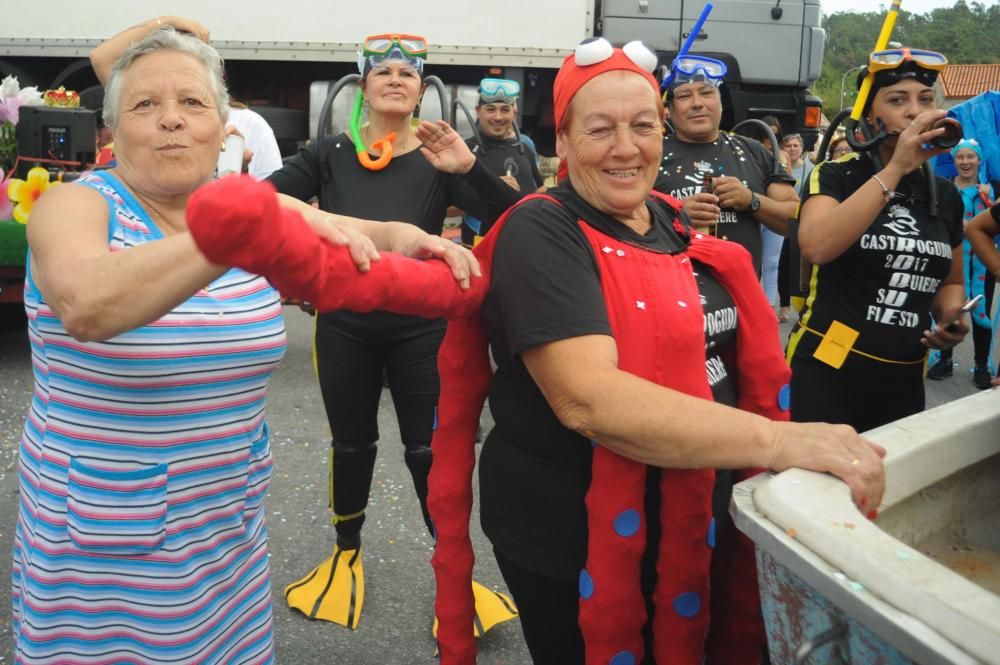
[416,120,476,174]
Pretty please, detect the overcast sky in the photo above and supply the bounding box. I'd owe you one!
[822,0,998,14]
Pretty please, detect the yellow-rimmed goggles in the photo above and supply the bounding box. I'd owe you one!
[868,48,947,74]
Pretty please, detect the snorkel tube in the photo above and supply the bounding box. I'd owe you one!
[350,89,396,171]
[678,3,713,62]
[661,2,714,98]
[844,0,903,152]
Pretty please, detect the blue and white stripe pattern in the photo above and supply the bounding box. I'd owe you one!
[12,171,287,664]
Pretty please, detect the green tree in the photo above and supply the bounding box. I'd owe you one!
[813,1,1000,113]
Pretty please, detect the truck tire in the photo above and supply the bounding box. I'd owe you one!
[250,106,309,143]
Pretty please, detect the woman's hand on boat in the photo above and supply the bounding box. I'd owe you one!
[768,421,886,517]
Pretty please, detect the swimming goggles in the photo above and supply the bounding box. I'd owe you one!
[363,33,428,59]
[479,78,520,104]
[662,55,727,90]
[868,48,947,74]
[359,33,428,75]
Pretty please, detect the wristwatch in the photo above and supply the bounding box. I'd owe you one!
[749,192,761,213]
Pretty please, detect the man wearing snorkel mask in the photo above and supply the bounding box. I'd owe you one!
[270,34,521,632]
[461,78,545,246]
[654,55,798,276]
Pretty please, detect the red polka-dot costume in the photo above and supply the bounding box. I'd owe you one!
[187,177,790,665]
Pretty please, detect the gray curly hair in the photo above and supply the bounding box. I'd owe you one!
[102,26,229,128]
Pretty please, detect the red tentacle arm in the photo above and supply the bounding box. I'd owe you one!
[186,176,483,319]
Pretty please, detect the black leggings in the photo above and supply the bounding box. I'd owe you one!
[790,355,924,431]
[315,310,445,541]
[939,271,995,369]
[494,550,586,665]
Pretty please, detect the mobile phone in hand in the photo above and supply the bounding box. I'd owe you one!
[944,294,983,332]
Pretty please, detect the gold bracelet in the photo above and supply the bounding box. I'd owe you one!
[871,174,894,203]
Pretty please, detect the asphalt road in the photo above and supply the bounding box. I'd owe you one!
[0,305,988,664]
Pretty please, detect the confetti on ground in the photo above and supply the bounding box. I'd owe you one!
[848,582,865,592]
[786,527,796,538]
[896,550,914,560]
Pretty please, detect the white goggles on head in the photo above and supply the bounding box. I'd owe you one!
[573,37,658,74]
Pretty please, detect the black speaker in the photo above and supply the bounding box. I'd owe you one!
[15,106,96,178]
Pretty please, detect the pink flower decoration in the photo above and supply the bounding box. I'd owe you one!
[0,168,13,220]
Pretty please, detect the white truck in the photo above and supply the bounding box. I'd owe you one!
[2,0,826,153]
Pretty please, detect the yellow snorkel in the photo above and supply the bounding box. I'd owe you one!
[845,0,902,151]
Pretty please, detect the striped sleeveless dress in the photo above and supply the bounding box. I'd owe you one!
[12,171,287,664]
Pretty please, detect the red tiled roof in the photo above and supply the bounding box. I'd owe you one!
[939,64,1000,99]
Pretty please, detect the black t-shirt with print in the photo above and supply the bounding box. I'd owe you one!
[654,133,795,275]
[789,153,963,375]
[479,184,737,581]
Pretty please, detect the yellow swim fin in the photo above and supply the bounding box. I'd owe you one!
[433,580,518,638]
[285,546,364,629]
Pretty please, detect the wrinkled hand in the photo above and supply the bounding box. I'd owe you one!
[500,174,521,191]
[921,304,970,349]
[683,191,720,230]
[300,208,381,272]
[416,120,475,174]
[158,16,210,43]
[888,109,952,175]
[713,176,754,211]
[394,232,482,290]
[768,421,886,517]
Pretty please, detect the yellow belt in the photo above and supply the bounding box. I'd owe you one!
[798,322,927,366]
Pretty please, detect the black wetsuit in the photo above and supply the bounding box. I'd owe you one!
[461,130,543,246]
[269,134,519,544]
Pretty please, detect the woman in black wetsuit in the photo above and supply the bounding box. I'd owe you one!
[268,34,520,629]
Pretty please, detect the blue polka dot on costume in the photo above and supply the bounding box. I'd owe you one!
[707,517,716,549]
[591,439,599,448]
[609,651,636,665]
[613,509,641,537]
[777,384,791,411]
[673,591,701,618]
[579,569,594,600]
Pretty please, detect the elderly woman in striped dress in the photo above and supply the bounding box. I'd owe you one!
[11,27,475,664]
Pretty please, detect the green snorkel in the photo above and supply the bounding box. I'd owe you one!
[349,90,396,171]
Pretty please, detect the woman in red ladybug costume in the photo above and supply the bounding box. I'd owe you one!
[186,38,886,665]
